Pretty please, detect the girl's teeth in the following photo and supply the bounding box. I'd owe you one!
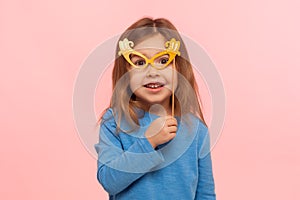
[146,83,162,88]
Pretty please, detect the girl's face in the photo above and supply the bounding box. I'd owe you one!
[128,34,178,113]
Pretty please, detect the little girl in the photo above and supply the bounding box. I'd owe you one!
[95,17,216,200]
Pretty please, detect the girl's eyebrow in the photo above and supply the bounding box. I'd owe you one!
[130,55,142,59]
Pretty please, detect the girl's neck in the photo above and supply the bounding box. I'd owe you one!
[133,94,178,116]
[138,102,172,117]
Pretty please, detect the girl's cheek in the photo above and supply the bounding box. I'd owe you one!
[163,66,176,79]
[129,68,149,80]
[129,72,144,92]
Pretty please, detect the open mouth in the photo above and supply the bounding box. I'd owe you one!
[143,82,165,89]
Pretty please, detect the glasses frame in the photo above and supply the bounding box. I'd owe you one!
[118,38,181,70]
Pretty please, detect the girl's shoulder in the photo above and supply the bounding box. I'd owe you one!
[101,108,114,121]
[99,108,117,130]
[184,112,208,133]
[182,113,211,158]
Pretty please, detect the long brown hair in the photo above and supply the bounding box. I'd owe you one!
[97,17,207,131]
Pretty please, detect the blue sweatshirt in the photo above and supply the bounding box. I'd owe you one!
[94,108,216,200]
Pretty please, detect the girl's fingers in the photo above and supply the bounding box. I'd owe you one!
[168,132,176,140]
[167,119,177,127]
[164,116,177,127]
[167,126,177,133]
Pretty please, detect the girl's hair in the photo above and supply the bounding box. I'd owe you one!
[97,17,207,132]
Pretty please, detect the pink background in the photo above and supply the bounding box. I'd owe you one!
[1,0,299,199]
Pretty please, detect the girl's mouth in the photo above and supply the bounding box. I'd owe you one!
[143,82,164,89]
[143,82,165,92]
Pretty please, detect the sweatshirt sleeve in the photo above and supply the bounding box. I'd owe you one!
[194,124,216,200]
[94,109,165,195]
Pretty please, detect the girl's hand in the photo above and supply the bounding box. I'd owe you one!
[145,116,178,149]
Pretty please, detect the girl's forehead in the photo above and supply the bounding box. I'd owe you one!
[134,34,166,50]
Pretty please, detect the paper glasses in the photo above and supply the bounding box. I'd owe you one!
[118,38,181,70]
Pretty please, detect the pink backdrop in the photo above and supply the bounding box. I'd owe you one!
[1,0,299,199]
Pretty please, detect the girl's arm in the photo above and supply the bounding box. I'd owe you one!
[194,152,216,200]
[194,126,216,200]
[95,113,165,195]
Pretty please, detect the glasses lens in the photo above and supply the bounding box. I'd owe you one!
[153,53,171,69]
[129,53,147,68]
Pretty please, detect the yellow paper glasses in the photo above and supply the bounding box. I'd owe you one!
[118,38,181,70]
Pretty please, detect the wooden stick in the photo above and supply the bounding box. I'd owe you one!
[171,57,175,117]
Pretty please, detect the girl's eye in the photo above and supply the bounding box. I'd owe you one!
[134,60,146,66]
[160,57,169,64]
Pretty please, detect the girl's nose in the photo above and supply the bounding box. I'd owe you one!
[146,65,160,77]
